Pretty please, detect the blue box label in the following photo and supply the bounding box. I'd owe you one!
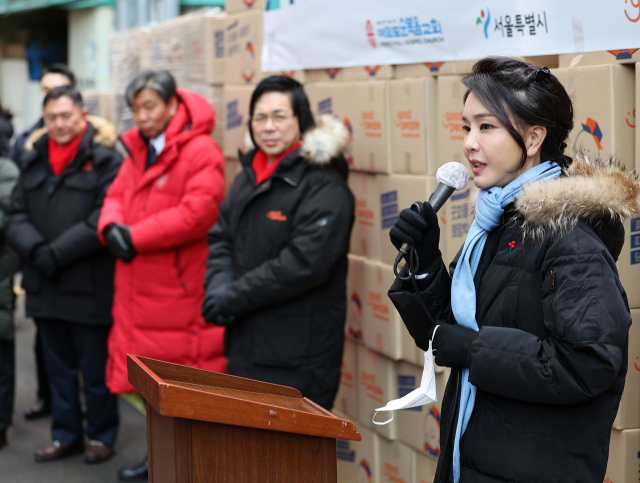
[631,234,640,249]
[226,100,243,130]
[451,189,470,202]
[398,375,416,387]
[631,249,640,265]
[631,217,640,233]
[380,191,398,205]
[318,98,332,116]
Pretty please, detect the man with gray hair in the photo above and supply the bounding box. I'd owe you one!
[6,85,122,463]
[98,70,225,481]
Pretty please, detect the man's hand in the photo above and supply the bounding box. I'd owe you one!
[105,224,137,262]
[202,290,234,326]
[31,244,58,277]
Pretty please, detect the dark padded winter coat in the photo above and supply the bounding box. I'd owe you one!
[389,157,636,483]
[6,117,122,326]
[0,157,19,340]
[204,115,355,409]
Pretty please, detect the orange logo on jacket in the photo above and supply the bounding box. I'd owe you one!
[82,160,94,172]
[266,210,287,222]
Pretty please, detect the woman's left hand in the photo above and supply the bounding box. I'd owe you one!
[433,324,478,367]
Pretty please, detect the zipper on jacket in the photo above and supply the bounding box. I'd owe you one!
[550,268,556,290]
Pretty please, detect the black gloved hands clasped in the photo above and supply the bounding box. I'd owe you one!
[31,244,58,277]
[105,224,137,262]
[432,323,478,368]
[202,289,235,326]
[389,201,442,273]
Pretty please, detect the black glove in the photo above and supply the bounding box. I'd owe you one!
[105,224,137,262]
[389,202,441,273]
[31,244,58,277]
[432,323,478,368]
[202,290,234,325]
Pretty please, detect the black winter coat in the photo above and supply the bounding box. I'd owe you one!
[6,118,122,325]
[204,116,355,409]
[389,157,634,483]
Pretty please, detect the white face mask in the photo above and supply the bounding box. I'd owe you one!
[372,326,439,426]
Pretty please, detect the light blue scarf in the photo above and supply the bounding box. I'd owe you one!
[449,161,561,482]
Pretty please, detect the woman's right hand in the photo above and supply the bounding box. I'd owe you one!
[389,201,441,273]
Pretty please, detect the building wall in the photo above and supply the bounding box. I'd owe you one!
[68,6,115,91]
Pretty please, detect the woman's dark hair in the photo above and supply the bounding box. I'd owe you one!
[0,101,12,122]
[41,63,76,89]
[125,70,177,106]
[43,85,83,109]
[248,75,315,144]
[462,56,574,170]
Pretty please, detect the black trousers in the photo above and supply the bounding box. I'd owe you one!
[37,319,119,446]
[34,321,51,404]
[0,338,14,433]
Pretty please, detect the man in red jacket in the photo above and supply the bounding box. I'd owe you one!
[97,70,225,481]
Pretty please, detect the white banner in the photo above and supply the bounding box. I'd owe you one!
[262,1,640,71]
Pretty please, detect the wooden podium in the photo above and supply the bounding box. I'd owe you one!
[128,355,361,483]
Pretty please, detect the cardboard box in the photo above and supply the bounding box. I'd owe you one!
[394,61,458,78]
[395,361,450,459]
[348,171,381,260]
[604,428,640,483]
[440,179,474,268]
[225,0,263,14]
[224,158,243,194]
[82,90,112,122]
[613,309,640,429]
[305,65,395,83]
[358,347,398,440]
[263,70,306,84]
[222,85,253,158]
[346,255,366,343]
[352,81,391,174]
[334,338,359,420]
[335,420,379,483]
[560,50,640,68]
[378,438,413,483]
[148,16,189,85]
[305,82,356,166]
[362,259,424,366]
[414,450,438,483]
[110,93,136,135]
[225,10,263,85]
[436,76,467,171]
[388,78,437,175]
[182,13,226,85]
[376,174,434,266]
[109,27,151,95]
[552,65,635,171]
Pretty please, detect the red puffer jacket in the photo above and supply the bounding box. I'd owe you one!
[98,89,226,393]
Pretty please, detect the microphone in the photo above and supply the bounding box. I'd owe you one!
[396,162,470,262]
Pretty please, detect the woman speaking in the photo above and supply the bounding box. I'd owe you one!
[388,57,635,482]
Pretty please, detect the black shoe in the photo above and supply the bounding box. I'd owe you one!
[0,430,6,450]
[118,456,148,481]
[24,399,51,420]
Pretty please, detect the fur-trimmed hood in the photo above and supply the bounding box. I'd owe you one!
[24,115,117,151]
[243,114,351,166]
[469,156,640,241]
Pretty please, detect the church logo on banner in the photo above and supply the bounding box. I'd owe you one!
[369,15,444,48]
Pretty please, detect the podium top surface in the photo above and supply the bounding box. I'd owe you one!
[128,355,361,441]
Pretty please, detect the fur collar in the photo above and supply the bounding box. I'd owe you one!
[467,155,640,242]
[244,114,351,166]
[24,115,117,151]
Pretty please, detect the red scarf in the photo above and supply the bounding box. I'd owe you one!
[252,141,301,185]
[48,122,88,176]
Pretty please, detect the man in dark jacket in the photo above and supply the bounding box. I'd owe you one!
[6,86,122,463]
[11,63,75,167]
[203,76,355,410]
[11,63,76,422]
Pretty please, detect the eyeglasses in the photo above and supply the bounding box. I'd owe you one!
[251,113,294,126]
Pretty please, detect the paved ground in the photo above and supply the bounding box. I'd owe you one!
[0,293,148,483]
